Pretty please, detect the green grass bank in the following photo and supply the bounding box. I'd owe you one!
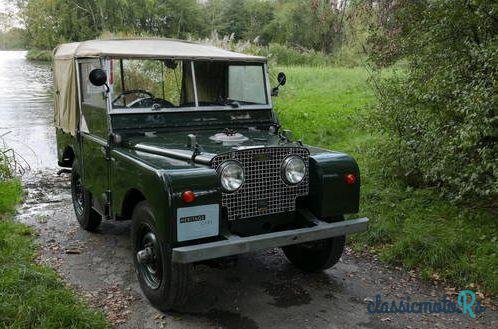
[25,49,53,62]
[0,179,108,328]
[274,66,497,296]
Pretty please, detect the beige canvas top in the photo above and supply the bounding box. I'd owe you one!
[53,55,78,135]
[53,38,266,62]
[53,39,266,135]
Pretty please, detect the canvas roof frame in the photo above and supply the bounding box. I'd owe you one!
[53,39,269,135]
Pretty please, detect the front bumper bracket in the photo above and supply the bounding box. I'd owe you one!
[172,210,369,263]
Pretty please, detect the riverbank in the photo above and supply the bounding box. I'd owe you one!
[26,49,53,61]
[0,178,107,327]
[275,66,497,298]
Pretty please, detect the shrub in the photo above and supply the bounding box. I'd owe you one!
[197,32,332,66]
[264,43,331,66]
[26,49,53,62]
[368,0,497,204]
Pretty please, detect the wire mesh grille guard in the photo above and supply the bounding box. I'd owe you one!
[212,147,309,221]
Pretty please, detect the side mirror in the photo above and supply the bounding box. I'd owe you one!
[272,72,287,96]
[277,72,286,86]
[89,68,108,87]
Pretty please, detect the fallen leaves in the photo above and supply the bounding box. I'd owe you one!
[90,285,137,326]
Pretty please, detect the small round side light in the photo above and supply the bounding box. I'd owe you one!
[181,190,196,203]
[345,173,357,185]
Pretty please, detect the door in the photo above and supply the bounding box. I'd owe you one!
[78,59,110,216]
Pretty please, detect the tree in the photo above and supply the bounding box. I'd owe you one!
[369,0,498,204]
[219,0,249,40]
[243,0,275,44]
[203,0,225,36]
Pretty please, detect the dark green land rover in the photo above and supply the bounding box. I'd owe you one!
[53,39,368,311]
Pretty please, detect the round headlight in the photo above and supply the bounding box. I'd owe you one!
[219,161,244,192]
[282,156,306,185]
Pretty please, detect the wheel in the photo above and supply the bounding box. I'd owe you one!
[71,162,102,231]
[282,235,346,272]
[131,201,191,312]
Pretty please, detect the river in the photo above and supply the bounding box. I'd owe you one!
[0,50,56,171]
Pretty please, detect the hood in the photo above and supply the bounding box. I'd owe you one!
[122,127,301,166]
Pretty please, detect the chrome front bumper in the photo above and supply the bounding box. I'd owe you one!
[172,210,369,263]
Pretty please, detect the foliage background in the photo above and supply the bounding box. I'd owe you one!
[367,0,497,204]
[3,0,372,63]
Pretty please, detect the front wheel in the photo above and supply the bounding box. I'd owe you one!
[71,162,101,231]
[282,236,346,272]
[131,201,191,311]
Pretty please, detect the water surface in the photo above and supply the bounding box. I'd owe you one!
[0,51,56,171]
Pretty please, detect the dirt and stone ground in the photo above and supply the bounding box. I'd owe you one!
[15,170,497,329]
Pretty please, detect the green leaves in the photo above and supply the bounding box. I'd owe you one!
[368,0,497,204]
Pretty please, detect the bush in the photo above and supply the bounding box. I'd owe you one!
[368,0,497,204]
[26,49,53,62]
[265,43,331,66]
[197,33,333,66]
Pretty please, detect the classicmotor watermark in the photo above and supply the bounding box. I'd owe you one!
[367,290,486,319]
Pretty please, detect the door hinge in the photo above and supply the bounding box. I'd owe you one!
[104,190,112,220]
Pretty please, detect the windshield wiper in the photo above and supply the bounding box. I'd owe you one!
[226,100,240,108]
[197,99,244,108]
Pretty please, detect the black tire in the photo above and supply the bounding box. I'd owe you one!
[282,235,346,272]
[131,201,191,312]
[71,162,101,231]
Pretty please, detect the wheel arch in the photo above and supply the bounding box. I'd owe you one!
[121,188,147,220]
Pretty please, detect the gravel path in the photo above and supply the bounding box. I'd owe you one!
[16,171,497,329]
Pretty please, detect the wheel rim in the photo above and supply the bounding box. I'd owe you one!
[73,173,84,216]
[136,229,162,290]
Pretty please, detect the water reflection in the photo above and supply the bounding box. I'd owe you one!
[0,51,56,170]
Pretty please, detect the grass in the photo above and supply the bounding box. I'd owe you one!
[274,66,498,296]
[0,179,108,328]
[0,180,22,216]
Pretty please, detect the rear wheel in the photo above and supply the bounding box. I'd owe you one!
[71,162,101,231]
[131,201,191,311]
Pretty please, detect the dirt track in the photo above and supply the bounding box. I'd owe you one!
[13,170,496,329]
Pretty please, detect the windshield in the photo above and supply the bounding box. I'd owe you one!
[110,59,195,109]
[194,62,267,107]
[110,59,268,111]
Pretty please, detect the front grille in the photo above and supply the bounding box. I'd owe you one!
[211,147,309,221]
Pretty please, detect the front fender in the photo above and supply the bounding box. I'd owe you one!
[162,168,221,244]
[111,149,172,241]
[306,148,361,218]
[111,148,222,244]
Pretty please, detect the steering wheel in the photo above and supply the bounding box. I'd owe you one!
[112,90,153,106]
[112,90,176,109]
